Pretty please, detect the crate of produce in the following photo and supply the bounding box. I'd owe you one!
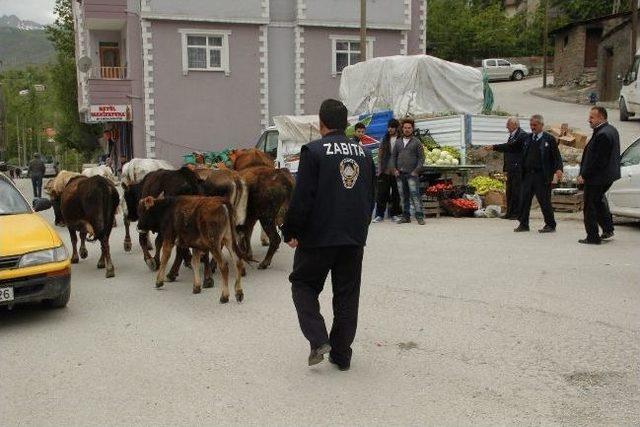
[441,198,478,217]
[421,196,442,218]
[551,191,583,212]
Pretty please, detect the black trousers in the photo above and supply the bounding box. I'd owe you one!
[290,245,364,366]
[518,171,556,228]
[375,174,401,218]
[31,176,43,198]
[505,169,522,218]
[583,183,614,241]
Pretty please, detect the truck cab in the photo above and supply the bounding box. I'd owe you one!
[254,126,304,173]
[479,58,528,81]
[618,51,640,121]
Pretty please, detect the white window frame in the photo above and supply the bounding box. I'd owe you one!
[179,29,231,76]
[329,35,375,77]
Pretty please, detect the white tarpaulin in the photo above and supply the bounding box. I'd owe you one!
[339,55,484,117]
[272,115,322,143]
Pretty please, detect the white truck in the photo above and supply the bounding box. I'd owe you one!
[477,58,529,81]
[618,49,640,121]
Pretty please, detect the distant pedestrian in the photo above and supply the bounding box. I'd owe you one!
[373,119,402,222]
[282,99,376,371]
[577,107,621,245]
[392,118,425,225]
[28,153,45,198]
[486,117,527,219]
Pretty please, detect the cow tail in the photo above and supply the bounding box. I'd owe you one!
[234,179,248,226]
[225,203,255,263]
[87,180,119,242]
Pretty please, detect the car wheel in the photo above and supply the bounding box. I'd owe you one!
[512,71,524,81]
[620,98,630,121]
[43,285,70,309]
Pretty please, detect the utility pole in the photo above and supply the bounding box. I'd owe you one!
[632,0,638,64]
[542,0,549,88]
[360,0,367,62]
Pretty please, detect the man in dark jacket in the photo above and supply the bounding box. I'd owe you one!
[491,117,527,219]
[488,114,563,233]
[577,107,621,244]
[392,119,425,225]
[282,99,375,371]
[373,119,402,222]
[27,153,46,198]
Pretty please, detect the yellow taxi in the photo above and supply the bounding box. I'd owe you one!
[0,173,71,308]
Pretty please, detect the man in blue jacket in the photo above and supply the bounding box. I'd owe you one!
[487,114,563,233]
[577,107,621,244]
[282,99,376,371]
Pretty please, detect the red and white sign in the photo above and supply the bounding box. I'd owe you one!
[88,105,132,122]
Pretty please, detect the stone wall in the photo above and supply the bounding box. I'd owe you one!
[553,26,586,86]
[597,24,632,102]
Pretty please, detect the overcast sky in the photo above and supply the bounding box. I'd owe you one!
[0,0,56,24]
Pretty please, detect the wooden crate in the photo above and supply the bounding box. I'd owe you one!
[421,196,442,218]
[552,191,583,212]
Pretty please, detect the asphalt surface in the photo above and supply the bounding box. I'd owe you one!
[1,178,639,425]
[491,76,640,150]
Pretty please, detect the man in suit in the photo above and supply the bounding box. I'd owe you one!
[488,114,563,233]
[577,107,621,245]
[490,117,527,219]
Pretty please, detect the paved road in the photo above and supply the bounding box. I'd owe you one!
[2,179,639,425]
[491,76,640,150]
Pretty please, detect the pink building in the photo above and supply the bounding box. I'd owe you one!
[73,0,427,165]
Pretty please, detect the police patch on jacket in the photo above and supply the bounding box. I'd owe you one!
[339,158,360,189]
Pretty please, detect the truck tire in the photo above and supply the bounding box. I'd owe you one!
[512,71,524,81]
[43,285,70,309]
[620,98,630,121]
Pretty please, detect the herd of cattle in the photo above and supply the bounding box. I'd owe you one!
[44,149,295,303]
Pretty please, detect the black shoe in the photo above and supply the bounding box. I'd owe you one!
[416,217,425,225]
[328,356,350,371]
[579,238,601,245]
[396,217,411,224]
[538,225,556,233]
[308,344,331,366]
[514,225,530,232]
[601,231,614,240]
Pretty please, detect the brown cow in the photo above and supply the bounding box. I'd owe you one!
[139,195,248,302]
[60,175,120,278]
[229,148,273,170]
[237,166,294,271]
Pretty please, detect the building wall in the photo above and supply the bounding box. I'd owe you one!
[149,21,262,164]
[303,0,408,29]
[147,0,267,22]
[270,0,296,21]
[553,26,586,85]
[597,25,635,102]
[127,0,145,159]
[302,27,404,114]
[407,0,425,54]
[268,26,296,119]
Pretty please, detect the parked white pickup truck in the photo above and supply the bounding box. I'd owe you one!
[477,58,529,81]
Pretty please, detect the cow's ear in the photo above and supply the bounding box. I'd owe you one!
[158,191,165,200]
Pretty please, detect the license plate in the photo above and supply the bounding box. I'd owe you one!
[0,287,14,302]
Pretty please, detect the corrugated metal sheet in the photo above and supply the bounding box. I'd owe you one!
[470,115,531,146]
[415,115,466,148]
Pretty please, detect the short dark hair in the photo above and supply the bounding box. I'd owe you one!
[591,106,608,119]
[319,99,348,130]
[354,122,366,131]
[401,118,415,129]
[387,118,400,128]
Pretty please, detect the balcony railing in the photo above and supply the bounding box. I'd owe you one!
[92,66,127,80]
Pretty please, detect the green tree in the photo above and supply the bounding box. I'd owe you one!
[552,0,630,22]
[45,0,99,155]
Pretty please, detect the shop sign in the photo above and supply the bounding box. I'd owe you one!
[88,105,132,122]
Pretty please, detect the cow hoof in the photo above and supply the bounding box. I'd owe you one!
[166,273,178,282]
[79,248,88,259]
[203,278,214,288]
[257,262,270,270]
[220,295,229,304]
[97,261,105,269]
[105,268,115,278]
[155,281,164,289]
[146,258,158,271]
[71,256,79,264]
[240,268,247,277]
[261,241,270,247]
[124,241,132,252]
[236,290,244,303]
[193,287,201,294]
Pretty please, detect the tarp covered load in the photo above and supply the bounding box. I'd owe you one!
[339,55,485,117]
[272,115,322,143]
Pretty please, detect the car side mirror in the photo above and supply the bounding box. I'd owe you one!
[32,197,52,212]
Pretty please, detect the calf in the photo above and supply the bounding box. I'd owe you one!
[229,148,274,171]
[60,175,120,278]
[237,166,294,270]
[139,195,248,302]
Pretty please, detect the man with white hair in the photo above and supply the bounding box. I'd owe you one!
[486,117,528,219]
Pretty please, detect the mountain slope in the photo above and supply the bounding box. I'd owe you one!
[0,28,54,68]
[0,15,45,31]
